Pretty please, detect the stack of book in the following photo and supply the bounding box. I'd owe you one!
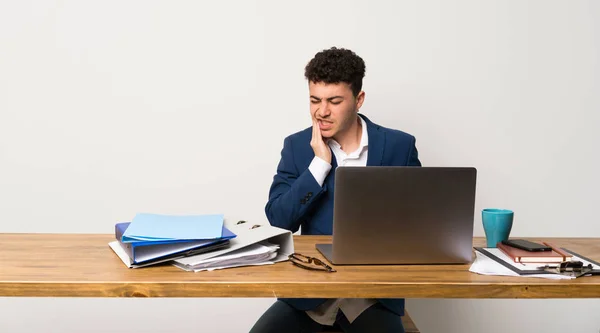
[471,241,600,279]
[109,213,237,268]
[497,241,573,264]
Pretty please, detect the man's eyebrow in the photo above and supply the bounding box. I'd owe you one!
[310,96,344,101]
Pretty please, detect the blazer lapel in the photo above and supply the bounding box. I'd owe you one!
[325,147,338,189]
[362,114,385,166]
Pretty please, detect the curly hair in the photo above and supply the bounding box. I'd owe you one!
[304,47,366,97]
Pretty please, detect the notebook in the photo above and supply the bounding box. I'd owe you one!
[497,241,573,263]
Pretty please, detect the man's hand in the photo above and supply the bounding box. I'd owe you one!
[311,117,332,164]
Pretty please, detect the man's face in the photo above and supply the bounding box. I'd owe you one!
[309,81,364,139]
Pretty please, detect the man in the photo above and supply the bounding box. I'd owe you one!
[250,47,421,333]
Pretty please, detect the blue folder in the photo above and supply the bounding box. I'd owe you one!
[115,222,236,265]
[121,213,225,243]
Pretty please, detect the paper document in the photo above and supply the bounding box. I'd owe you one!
[469,250,573,280]
[174,242,280,272]
[174,219,293,267]
[122,213,224,242]
[470,248,600,280]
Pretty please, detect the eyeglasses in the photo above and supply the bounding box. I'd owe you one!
[288,253,336,272]
[539,260,595,277]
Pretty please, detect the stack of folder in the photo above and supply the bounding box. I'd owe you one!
[108,213,236,268]
[171,220,295,272]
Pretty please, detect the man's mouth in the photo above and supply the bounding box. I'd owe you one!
[318,120,333,130]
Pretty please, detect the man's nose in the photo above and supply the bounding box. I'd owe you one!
[317,102,331,117]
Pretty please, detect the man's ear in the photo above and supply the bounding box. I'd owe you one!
[356,91,365,110]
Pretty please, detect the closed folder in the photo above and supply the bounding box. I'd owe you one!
[121,213,224,243]
[173,219,294,271]
[114,222,236,265]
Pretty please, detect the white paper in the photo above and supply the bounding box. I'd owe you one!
[194,242,278,264]
[173,242,280,272]
[470,248,600,280]
[174,219,293,267]
[469,251,573,280]
[175,260,276,272]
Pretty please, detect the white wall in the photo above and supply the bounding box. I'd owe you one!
[1,0,599,332]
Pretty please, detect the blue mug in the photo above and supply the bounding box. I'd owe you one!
[482,209,514,248]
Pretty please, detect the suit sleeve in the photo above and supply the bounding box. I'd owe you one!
[406,136,422,166]
[265,137,327,233]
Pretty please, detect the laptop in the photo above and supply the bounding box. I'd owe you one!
[316,166,477,265]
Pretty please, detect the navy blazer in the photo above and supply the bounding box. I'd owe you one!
[265,114,421,317]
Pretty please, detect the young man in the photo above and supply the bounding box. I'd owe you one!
[250,47,421,333]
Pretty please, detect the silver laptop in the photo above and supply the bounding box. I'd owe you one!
[316,166,477,265]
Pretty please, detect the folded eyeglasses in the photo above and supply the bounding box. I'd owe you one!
[539,260,598,277]
[288,253,336,273]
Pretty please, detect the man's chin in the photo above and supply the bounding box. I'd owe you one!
[320,130,334,139]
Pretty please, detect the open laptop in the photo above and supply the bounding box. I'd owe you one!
[316,166,477,265]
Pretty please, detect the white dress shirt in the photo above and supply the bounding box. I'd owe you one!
[306,116,377,325]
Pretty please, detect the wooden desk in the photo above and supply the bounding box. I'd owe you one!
[1,234,599,298]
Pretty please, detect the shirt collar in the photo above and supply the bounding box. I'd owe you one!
[328,115,369,153]
[358,115,368,149]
